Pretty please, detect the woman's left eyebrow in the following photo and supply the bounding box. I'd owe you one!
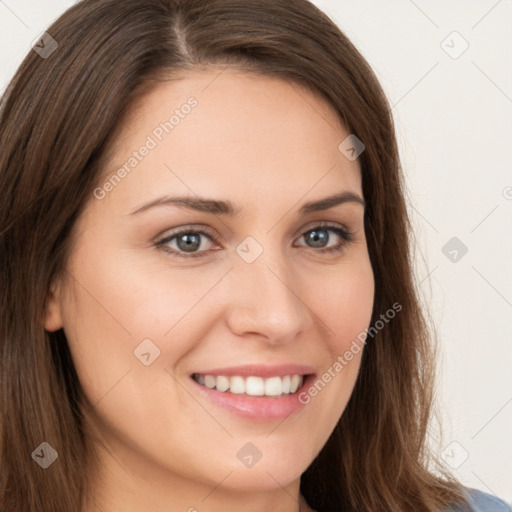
[299,191,365,213]
[128,191,365,217]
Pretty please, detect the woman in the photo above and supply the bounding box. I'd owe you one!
[0,1,508,511]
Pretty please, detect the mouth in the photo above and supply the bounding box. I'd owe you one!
[191,373,307,398]
[189,364,316,420]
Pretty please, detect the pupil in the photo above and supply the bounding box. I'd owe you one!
[308,229,327,247]
[178,233,200,252]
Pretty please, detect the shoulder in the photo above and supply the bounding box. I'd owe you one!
[444,487,511,512]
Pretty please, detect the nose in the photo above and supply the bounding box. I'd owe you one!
[224,249,315,344]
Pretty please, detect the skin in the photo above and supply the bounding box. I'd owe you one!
[44,69,375,512]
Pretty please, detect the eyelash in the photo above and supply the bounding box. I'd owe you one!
[155,222,354,259]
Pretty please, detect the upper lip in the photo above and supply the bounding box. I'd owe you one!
[192,364,316,378]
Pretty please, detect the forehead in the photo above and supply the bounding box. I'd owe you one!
[94,69,362,217]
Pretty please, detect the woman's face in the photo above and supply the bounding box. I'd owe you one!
[45,69,374,509]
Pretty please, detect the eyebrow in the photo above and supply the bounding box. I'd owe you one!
[129,191,365,216]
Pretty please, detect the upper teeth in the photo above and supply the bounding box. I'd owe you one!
[193,374,304,396]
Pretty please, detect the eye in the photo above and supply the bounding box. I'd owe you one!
[294,223,354,254]
[155,223,354,258]
[156,226,220,258]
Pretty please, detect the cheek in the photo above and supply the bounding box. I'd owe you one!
[59,244,229,401]
[309,257,375,349]
[296,259,374,440]
[58,251,219,464]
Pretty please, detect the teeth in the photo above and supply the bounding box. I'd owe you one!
[204,375,216,389]
[282,375,291,394]
[290,374,302,393]
[246,376,264,396]
[193,373,305,396]
[265,376,282,396]
[216,375,230,392]
[230,376,245,394]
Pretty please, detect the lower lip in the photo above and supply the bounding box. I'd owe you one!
[190,375,314,420]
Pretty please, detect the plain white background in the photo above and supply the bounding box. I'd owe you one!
[1,0,511,504]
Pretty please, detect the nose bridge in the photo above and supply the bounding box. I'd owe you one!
[226,241,312,340]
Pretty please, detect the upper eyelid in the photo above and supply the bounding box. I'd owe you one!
[156,225,219,245]
[157,220,350,236]
[293,221,352,238]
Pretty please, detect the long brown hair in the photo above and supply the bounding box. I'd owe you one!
[0,1,470,510]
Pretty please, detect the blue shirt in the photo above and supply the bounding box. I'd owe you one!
[445,488,511,511]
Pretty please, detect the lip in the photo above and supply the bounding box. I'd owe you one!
[190,365,316,421]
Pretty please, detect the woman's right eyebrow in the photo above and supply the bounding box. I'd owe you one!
[128,191,365,217]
